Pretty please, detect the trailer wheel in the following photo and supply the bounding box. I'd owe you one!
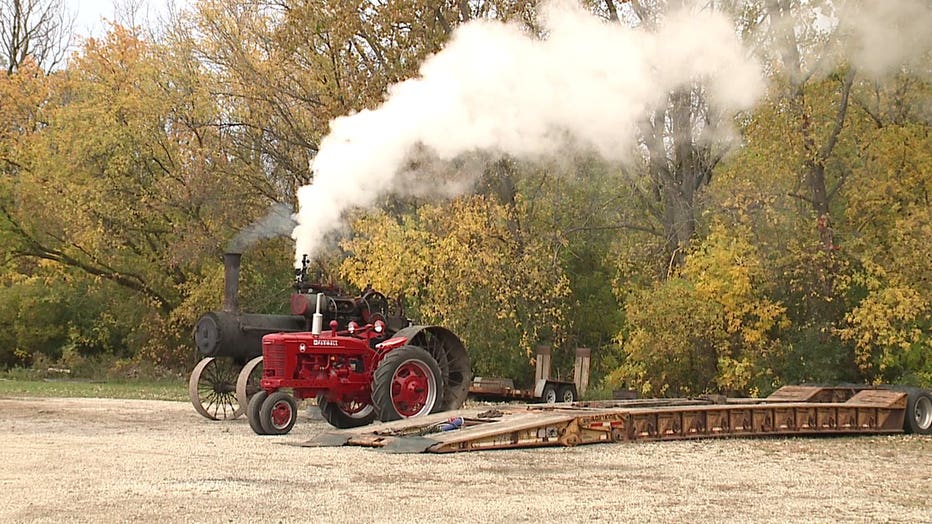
[235,356,263,414]
[905,389,932,435]
[542,384,558,404]
[247,390,269,435]
[558,385,577,403]
[259,391,298,435]
[372,345,442,421]
[319,397,376,429]
[188,357,244,420]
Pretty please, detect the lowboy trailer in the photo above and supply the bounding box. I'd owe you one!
[302,384,932,453]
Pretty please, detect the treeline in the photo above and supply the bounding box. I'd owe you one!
[0,1,928,393]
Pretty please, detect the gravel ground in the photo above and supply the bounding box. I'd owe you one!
[0,396,929,523]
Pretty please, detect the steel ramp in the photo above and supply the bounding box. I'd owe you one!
[295,386,910,453]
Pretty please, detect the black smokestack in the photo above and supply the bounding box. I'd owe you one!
[223,252,242,313]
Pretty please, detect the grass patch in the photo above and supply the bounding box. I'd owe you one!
[0,377,188,402]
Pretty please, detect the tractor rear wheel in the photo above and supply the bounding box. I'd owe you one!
[372,345,443,422]
[259,391,298,435]
[318,396,376,429]
[247,390,269,435]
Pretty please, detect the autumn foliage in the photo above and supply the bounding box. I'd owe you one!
[0,2,928,393]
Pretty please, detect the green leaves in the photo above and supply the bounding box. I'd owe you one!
[611,222,788,397]
[0,2,928,392]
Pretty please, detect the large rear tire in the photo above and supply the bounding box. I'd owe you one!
[905,389,932,435]
[391,326,471,412]
[318,396,376,429]
[372,345,442,422]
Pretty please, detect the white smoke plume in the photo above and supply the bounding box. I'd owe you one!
[292,0,765,265]
[838,0,932,79]
[228,202,296,253]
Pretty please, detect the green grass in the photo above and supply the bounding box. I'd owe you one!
[0,377,188,401]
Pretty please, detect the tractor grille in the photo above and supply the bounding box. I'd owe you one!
[264,343,286,376]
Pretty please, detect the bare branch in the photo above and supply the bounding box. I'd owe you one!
[818,67,856,162]
[1,0,75,73]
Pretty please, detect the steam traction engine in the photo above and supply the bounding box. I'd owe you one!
[189,253,471,433]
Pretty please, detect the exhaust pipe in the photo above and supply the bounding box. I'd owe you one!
[223,252,242,313]
[311,293,324,334]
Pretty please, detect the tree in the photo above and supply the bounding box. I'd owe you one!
[341,193,572,381]
[0,0,74,73]
[611,221,787,396]
[0,26,274,366]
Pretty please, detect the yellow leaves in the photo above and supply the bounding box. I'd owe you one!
[613,220,788,396]
[341,194,571,378]
[838,275,930,382]
[716,355,755,393]
[683,221,787,343]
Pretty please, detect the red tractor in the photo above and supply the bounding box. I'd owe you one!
[247,271,471,435]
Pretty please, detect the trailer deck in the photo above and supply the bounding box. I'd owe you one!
[299,385,925,453]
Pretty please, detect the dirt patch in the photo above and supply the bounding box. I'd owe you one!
[1,396,929,523]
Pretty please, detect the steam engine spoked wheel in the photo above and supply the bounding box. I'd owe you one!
[235,356,264,414]
[259,390,298,435]
[318,396,376,429]
[372,345,442,422]
[188,357,245,420]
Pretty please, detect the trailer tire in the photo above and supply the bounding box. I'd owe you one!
[542,384,558,404]
[557,385,577,403]
[904,389,932,435]
[319,397,376,429]
[247,390,269,435]
[259,391,298,435]
[372,345,442,422]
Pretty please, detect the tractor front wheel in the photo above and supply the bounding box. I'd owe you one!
[259,391,298,435]
[372,345,443,422]
[247,390,269,435]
